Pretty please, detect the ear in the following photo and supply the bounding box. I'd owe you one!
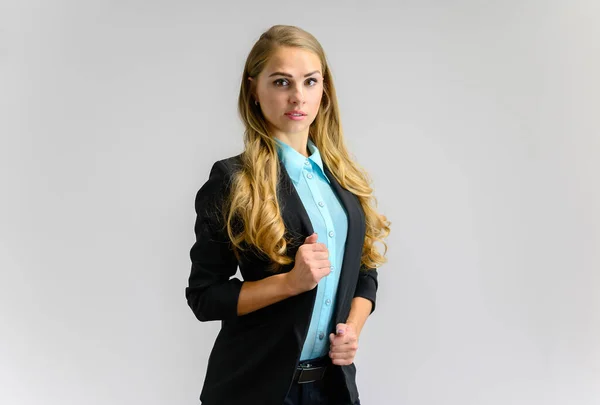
[247,77,257,101]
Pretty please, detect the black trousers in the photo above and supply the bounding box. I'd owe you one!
[284,377,329,405]
[283,356,361,405]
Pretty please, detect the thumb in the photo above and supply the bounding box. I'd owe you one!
[336,323,347,335]
[304,232,318,244]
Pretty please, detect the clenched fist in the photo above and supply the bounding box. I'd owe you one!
[329,323,359,365]
[285,233,331,295]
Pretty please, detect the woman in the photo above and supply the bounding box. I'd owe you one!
[186,25,390,405]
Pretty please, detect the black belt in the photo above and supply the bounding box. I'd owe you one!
[292,357,329,384]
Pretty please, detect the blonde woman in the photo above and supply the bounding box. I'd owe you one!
[186,25,390,405]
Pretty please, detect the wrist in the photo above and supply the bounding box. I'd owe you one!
[280,272,299,297]
[345,319,361,336]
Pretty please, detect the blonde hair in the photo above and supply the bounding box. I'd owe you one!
[224,24,390,273]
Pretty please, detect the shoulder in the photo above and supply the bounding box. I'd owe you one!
[212,153,244,176]
[196,154,243,203]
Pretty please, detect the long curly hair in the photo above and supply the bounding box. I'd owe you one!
[224,24,390,273]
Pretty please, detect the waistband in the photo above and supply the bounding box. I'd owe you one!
[293,355,330,384]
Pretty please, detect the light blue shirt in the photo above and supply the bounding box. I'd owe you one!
[274,137,348,360]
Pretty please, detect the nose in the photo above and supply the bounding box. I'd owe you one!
[289,83,305,105]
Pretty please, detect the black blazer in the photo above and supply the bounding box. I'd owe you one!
[186,154,378,405]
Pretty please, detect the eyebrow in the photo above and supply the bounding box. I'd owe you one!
[268,70,321,78]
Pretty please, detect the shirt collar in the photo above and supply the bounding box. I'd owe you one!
[274,137,328,185]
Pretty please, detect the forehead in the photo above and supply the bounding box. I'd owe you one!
[263,46,322,76]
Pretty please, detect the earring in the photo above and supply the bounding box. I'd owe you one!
[254,100,259,106]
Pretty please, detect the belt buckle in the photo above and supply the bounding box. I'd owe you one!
[297,363,326,384]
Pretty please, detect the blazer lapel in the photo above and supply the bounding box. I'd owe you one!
[277,157,314,238]
[323,163,366,324]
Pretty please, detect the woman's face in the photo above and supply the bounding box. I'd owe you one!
[251,46,324,140]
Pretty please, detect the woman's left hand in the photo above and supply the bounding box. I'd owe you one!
[328,322,359,365]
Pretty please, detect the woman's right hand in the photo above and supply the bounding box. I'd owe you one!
[285,233,331,295]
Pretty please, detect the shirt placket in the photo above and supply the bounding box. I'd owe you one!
[303,161,337,359]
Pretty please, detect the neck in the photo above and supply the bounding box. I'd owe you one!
[274,132,310,158]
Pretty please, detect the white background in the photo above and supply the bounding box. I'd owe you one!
[1,1,599,404]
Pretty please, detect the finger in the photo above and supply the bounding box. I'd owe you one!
[311,243,328,252]
[318,261,332,272]
[334,324,354,342]
[331,357,354,366]
[328,332,347,346]
[329,350,356,365]
[335,323,347,335]
[331,334,349,346]
[304,233,318,244]
[311,251,329,260]
[332,331,356,346]
[330,338,358,351]
[329,349,355,359]
[317,269,331,280]
[328,349,351,362]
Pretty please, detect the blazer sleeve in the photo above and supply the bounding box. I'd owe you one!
[353,265,379,314]
[185,160,242,322]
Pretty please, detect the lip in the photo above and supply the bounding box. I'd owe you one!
[284,110,307,116]
[285,114,306,121]
[284,110,307,121]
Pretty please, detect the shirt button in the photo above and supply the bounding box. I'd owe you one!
[325,299,331,306]
[330,265,334,271]
[318,201,324,207]
[304,160,310,165]
[306,173,313,179]
[318,332,325,340]
[328,231,334,237]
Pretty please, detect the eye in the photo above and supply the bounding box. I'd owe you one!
[273,78,289,87]
[306,78,318,86]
